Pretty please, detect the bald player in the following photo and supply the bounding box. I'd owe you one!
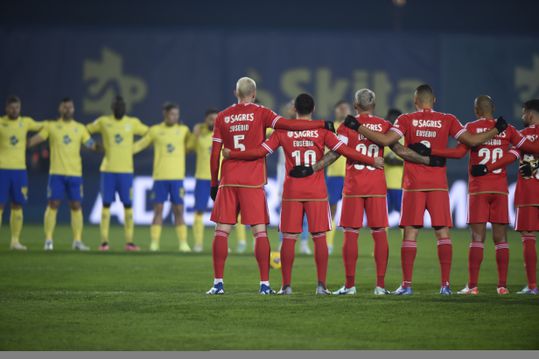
[208,77,334,295]
[429,96,539,295]
[343,84,507,295]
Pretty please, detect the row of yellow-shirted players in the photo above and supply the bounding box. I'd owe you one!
[0,95,248,252]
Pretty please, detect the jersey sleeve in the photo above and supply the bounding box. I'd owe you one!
[262,108,281,128]
[210,118,223,186]
[37,121,50,140]
[133,129,153,154]
[212,115,223,144]
[431,143,469,158]
[27,117,43,132]
[449,115,466,139]
[184,126,196,151]
[229,131,280,159]
[389,114,407,138]
[486,150,520,172]
[86,117,102,134]
[80,125,92,144]
[511,126,539,153]
[323,130,345,152]
[133,118,149,136]
[336,125,349,145]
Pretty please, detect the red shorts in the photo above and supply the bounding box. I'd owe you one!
[279,200,331,233]
[515,206,539,232]
[210,186,269,225]
[467,193,509,224]
[339,196,388,229]
[400,190,452,228]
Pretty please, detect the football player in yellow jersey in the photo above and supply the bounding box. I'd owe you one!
[326,100,351,254]
[133,103,193,252]
[191,109,248,253]
[87,96,149,252]
[28,98,99,251]
[0,96,43,250]
[382,109,404,218]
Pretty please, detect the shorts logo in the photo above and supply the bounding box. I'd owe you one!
[10,136,18,146]
[21,186,28,200]
[166,143,175,153]
[63,135,72,144]
[114,133,124,144]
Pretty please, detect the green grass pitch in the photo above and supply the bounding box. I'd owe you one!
[0,224,538,350]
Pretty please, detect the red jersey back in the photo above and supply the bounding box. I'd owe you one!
[337,114,391,196]
[262,127,343,200]
[465,119,525,194]
[212,103,280,187]
[390,108,466,191]
[515,124,539,207]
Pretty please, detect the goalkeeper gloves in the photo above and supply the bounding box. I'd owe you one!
[409,142,431,156]
[495,116,508,133]
[471,164,488,177]
[428,156,446,167]
[519,159,539,178]
[344,115,361,131]
[289,165,314,178]
[324,121,336,133]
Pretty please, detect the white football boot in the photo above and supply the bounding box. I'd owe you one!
[44,239,54,251]
[332,286,357,295]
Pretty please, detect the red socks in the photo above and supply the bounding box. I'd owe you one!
[495,242,509,288]
[401,240,417,287]
[371,229,388,288]
[522,234,537,289]
[342,228,359,288]
[280,235,296,287]
[437,238,452,286]
[468,241,484,288]
[312,233,329,286]
[212,230,229,279]
[254,231,271,282]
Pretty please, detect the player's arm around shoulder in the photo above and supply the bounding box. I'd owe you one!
[25,116,44,132]
[132,117,149,136]
[133,126,154,154]
[223,130,280,161]
[86,116,104,134]
[458,115,506,147]
[27,120,49,148]
[183,124,196,152]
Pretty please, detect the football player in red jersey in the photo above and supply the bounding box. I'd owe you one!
[471,99,539,295]
[408,96,539,295]
[207,78,334,295]
[294,89,437,295]
[223,93,382,295]
[343,84,506,295]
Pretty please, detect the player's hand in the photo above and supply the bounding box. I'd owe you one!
[495,116,508,133]
[408,142,431,156]
[221,148,231,159]
[373,157,384,169]
[471,164,489,177]
[344,115,360,131]
[94,142,104,153]
[324,121,336,133]
[210,186,219,201]
[289,165,314,178]
[519,159,539,178]
[428,156,446,167]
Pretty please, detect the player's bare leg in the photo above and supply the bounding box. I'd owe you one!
[149,203,164,251]
[251,224,275,295]
[333,227,359,295]
[207,223,233,295]
[434,226,453,295]
[458,223,485,295]
[492,223,510,295]
[193,210,205,252]
[172,204,190,252]
[99,204,111,251]
[371,227,390,295]
[312,232,330,295]
[9,203,26,250]
[69,201,89,251]
[278,233,298,295]
[326,204,338,254]
[123,204,138,251]
[44,200,60,251]
[518,231,538,295]
[394,226,418,295]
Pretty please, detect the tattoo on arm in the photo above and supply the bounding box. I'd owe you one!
[313,151,341,172]
[390,142,429,165]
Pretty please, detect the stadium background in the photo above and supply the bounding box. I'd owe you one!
[1,0,538,227]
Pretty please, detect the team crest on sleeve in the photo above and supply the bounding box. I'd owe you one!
[287,131,294,138]
[224,116,230,124]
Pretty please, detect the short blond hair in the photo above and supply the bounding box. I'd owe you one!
[236,77,257,98]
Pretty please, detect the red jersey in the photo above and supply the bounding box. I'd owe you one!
[337,114,391,196]
[465,119,525,194]
[390,108,466,191]
[515,124,539,207]
[212,103,280,187]
[262,128,344,201]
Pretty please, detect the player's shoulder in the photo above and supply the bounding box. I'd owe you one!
[21,116,36,123]
[520,124,537,136]
[126,115,142,123]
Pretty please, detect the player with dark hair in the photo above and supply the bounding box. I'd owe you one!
[28,97,98,251]
[87,95,149,251]
[471,98,539,295]
[207,78,335,295]
[134,102,193,252]
[222,93,383,295]
[343,84,506,295]
[0,96,43,250]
